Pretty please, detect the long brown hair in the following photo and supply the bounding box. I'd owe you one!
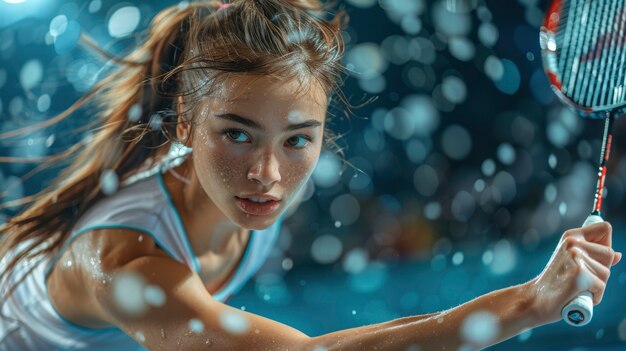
[0,0,351,280]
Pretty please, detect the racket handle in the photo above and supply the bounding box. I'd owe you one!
[561,214,603,326]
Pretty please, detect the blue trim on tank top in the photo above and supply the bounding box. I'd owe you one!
[43,223,175,334]
[212,216,283,299]
[211,229,255,299]
[155,170,202,273]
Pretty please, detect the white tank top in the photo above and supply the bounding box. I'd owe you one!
[0,165,282,350]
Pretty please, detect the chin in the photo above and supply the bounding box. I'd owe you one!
[233,211,281,231]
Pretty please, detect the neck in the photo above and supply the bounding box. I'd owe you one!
[161,159,248,258]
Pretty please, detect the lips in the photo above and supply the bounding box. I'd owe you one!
[237,194,281,201]
[235,196,281,216]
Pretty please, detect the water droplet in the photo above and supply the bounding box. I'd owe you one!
[424,201,442,220]
[478,22,498,47]
[484,55,504,80]
[474,179,485,192]
[312,152,343,188]
[108,6,141,38]
[135,331,146,343]
[189,318,205,334]
[149,113,163,130]
[548,153,557,169]
[219,310,250,335]
[482,250,493,265]
[144,284,166,307]
[461,311,500,345]
[49,15,68,37]
[128,104,142,122]
[20,60,43,90]
[281,257,293,271]
[100,169,119,195]
[497,143,516,165]
[45,134,55,148]
[559,202,567,215]
[88,0,102,13]
[343,248,369,274]
[452,252,464,265]
[311,234,343,264]
[112,271,147,316]
[489,240,517,275]
[481,159,496,176]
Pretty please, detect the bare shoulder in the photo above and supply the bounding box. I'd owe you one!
[46,227,169,328]
[49,227,309,349]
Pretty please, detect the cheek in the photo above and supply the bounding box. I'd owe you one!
[192,130,247,191]
[282,152,318,190]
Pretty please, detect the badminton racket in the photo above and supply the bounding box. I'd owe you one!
[540,0,622,327]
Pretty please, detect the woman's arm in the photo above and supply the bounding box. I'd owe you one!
[97,254,534,350]
[80,222,619,351]
[311,222,621,350]
[310,282,535,350]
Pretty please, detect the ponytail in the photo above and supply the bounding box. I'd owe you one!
[0,3,203,278]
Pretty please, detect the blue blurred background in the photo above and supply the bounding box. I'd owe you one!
[1,0,626,349]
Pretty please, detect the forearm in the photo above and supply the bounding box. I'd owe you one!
[305,281,537,351]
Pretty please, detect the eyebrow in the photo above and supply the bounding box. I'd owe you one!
[214,113,322,132]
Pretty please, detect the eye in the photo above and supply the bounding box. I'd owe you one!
[222,129,312,149]
[223,129,250,143]
[286,135,312,149]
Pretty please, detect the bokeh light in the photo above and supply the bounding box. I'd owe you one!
[2,1,626,350]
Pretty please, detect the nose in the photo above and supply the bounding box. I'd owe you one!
[247,150,281,187]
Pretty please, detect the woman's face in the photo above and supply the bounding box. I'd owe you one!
[187,74,328,230]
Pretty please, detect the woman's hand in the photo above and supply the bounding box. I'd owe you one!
[527,222,622,325]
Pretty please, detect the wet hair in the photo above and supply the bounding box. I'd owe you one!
[0,0,350,284]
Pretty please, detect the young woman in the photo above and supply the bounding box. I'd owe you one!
[0,1,622,350]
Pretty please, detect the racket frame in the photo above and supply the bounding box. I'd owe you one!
[540,0,626,119]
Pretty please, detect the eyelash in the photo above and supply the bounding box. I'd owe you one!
[221,128,313,149]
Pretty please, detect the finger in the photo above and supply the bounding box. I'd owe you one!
[577,240,616,268]
[588,274,606,306]
[579,221,612,246]
[574,263,606,306]
[577,252,611,282]
[613,252,623,266]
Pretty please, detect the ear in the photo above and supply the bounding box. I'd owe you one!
[176,96,192,146]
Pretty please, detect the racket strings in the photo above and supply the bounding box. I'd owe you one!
[572,0,596,106]
[587,0,609,108]
[595,2,622,107]
[585,0,607,107]
[554,0,626,109]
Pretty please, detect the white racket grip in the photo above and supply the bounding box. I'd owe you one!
[561,214,603,326]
